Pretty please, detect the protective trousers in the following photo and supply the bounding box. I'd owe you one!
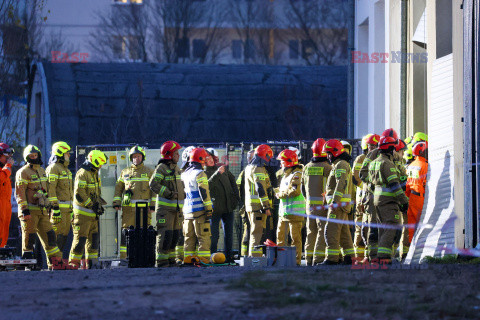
[69,213,99,266]
[50,207,72,253]
[304,214,318,266]
[375,203,401,259]
[353,210,366,259]
[363,198,379,260]
[240,211,250,256]
[155,208,180,266]
[247,211,266,257]
[407,193,424,243]
[324,207,354,263]
[21,209,61,267]
[276,216,303,265]
[0,200,11,247]
[175,214,184,263]
[399,211,410,257]
[183,215,211,262]
[120,205,152,259]
[312,209,328,264]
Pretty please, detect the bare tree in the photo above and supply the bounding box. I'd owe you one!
[89,3,148,62]
[228,0,279,65]
[280,0,349,65]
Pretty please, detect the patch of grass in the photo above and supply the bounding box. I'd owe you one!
[422,255,480,264]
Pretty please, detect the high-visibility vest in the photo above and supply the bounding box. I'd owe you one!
[278,171,306,216]
[181,168,205,214]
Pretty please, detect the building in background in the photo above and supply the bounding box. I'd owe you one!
[354,0,479,260]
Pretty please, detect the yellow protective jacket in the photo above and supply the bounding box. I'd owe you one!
[302,160,332,210]
[244,164,272,212]
[325,159,353,212]
[73,165,102,217]
[149,162,185,211]
[15,164,49,215]
[46,162,73,210]
[113,163,156,208]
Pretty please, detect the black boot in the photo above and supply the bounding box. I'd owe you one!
[317,259,339,266]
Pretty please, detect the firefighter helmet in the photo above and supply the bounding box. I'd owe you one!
[182,146,195,163]
[277,149,299,168]
[340,140,352,155]
[255,144,273,162]
[160,141,182,160]
[287,146,301,159]
[366,134,380,146]
[378,136,397,150]
[129,145,146,162]
[323,139,345,158]
[404,146,414,162]
[88,150,108,168]
[0,143,14,156]
[404,135,413,145]
[361,134,373,150]
[51,141,71,157]
[381,128,399,141]
[189,148,208,164]
[311,138,326,157]
[395,139,407,152]
[412,141,428,157]
[210,252,226,264]
[23,145,41,162]
[413,132,428,143]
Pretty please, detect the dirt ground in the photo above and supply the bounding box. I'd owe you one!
[1,264,479,320]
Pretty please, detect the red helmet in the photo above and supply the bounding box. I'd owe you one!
[378,136,397,150]
[160,141,181,160]
[381,128,399,141]
[311,138,326,157]
[412,141,428,157]
[277,149,298,168]
[395,139,407,152]
[189,148,208,164]
[366,134,380,146]
[255,144,273,162]
[0,143,14,156]
[322,139,345,158]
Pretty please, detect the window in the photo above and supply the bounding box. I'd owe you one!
[193,39,206,58]
[289,40,299,59]
[232,40,242,59]
[302,40,314,60]
[176,38,190,58]
[113,36,126,59]
[245,39,255,59]
[128,36,143,60]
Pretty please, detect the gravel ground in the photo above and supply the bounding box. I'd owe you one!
[1,264,479,320]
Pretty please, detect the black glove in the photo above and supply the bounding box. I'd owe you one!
[149,206,155,211]
[91,202,104,215]
[400,203,409,213]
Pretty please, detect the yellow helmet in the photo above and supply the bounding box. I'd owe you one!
[129,145,146,162]
[412,132,428,143]
[23,145,42,162]
[404,135,413,145]
[404,145,413,162]
[340,140,352,155]
[87,150,108,168]
[51,141,71,157]
[361,134,373,150]
[210,252,226,264]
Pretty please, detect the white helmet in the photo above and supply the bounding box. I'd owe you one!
[340,140,352,155]
[206,148,218,157]
[287,146,301,160]
[182,146,195,162]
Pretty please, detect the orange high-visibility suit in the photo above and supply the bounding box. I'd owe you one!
[405,156,428,243]
[0,162,13,247]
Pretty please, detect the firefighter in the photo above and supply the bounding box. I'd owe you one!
[359,129,406,261]
[302,139,332,265]
[113,146,156,260]
[394,139,409,258]
[406,141,428,244]
[275,149,305,265]
[68,150,107,269]
[245,144,273,257]
[46,141,73,253]
[149,141,184,267]
[181,148,212,264]
[236,150,255,257]
[15,145,63,269]
[0,143,14,248]
[367,136,409,263]
[321,139,355,265]
[175,146,194,263]
[350,134,374,261]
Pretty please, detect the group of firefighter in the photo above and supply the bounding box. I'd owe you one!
[0,127,428,269]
